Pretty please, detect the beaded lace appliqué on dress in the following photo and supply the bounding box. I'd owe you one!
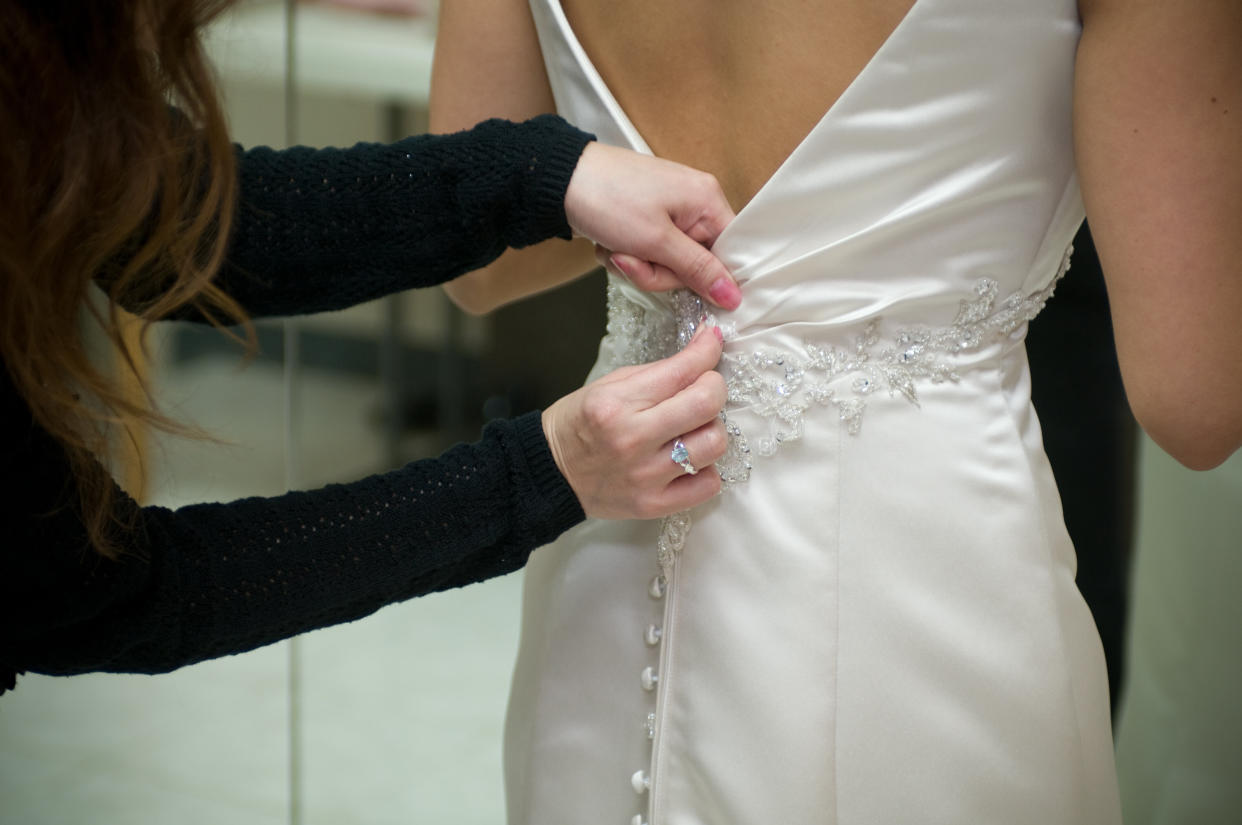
[718,260,1072,451]
[602,246,1073,571]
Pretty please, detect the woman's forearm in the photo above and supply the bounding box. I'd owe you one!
[442,237,598,315]
[172,116,593,322]
[2,412,581,684]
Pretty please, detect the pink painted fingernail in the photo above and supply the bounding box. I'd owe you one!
[609,253,634,281]
[707,277,741,309]
[712,326,724,343]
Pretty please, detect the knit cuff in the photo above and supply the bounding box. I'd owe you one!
[510,410,585,545]
[512,115,596,248]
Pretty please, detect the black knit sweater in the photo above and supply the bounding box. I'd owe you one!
[0,116,595,695]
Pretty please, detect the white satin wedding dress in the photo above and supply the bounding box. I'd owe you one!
[504,1,1122,823]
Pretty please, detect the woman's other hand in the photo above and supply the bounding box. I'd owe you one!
[564,142,742,311]
[542,325,729,520]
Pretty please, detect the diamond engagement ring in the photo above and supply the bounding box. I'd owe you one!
[670,438,697,475]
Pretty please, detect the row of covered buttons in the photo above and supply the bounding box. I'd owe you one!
[629,573,667,825]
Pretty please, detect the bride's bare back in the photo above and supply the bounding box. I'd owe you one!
[560,0,916,209]
[432,0,1242,469]
[430,0,918,307]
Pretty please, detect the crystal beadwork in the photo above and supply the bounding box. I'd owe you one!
[716,258,1070,444]
[600,246,1073,572]
[603,283,678,369]
[655,512,691,572]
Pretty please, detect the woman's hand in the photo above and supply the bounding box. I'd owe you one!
[563,141,742,311]
[542,325,729,519]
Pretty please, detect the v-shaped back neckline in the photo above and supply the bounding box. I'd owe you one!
[546,0,928,224]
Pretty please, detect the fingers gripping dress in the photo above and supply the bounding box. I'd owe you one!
[503,1,1122,822]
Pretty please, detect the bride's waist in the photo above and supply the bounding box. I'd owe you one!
[592,281,1057,484]
[596,277,1052,377]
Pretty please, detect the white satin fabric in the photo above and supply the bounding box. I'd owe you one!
[505,1,1122,823]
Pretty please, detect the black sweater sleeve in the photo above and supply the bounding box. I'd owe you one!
[180,115,594,320]
[1,116,595,694]
[1,394,582,691]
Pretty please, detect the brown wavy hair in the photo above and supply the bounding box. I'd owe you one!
[0,0,252,557]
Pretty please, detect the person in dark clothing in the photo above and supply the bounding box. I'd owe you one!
[1027,222,1139,721]
[0,0,740,694]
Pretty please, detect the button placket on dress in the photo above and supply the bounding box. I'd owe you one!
[628,565,676,825]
